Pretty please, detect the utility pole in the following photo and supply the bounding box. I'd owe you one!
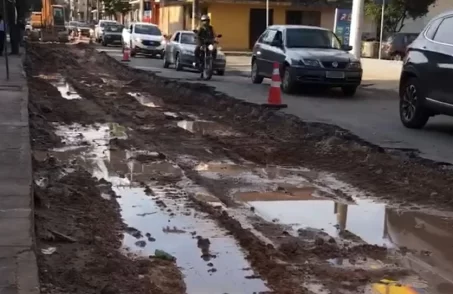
[191,0,197,30]
[2,0,9,80]
[265,0,269,27]
[349,0,364,59]
[378,0,385,59]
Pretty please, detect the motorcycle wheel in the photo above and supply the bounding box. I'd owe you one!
[202,57,213,81]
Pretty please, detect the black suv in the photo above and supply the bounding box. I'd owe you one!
[399,11,453,129]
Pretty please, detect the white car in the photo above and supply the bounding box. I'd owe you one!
[122,22,166,58]
[95,20,118,42]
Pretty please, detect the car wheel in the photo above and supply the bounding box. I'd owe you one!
[251,60,264,84]
[399,77,430,129]
[159,53,165,59]
[175,53,183,71]
[163,55,170,68]
[281,66,295,94]
[217,70,225,76]
[342,85,358,97]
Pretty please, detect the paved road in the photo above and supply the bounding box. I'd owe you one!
[99,47,453,164]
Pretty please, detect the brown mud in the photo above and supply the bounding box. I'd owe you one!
[25,42,452,293]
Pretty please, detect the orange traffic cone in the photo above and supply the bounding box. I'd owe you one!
[263,62,287,109]
[122,48,131,62]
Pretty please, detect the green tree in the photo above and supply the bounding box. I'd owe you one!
[113,0,131,24]
[101,0,130,22]
[365,0,437,34]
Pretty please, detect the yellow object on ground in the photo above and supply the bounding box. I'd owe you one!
[372,279,427,294]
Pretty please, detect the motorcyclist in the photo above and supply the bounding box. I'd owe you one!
[195,14,217,68]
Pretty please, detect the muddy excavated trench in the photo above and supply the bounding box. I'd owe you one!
[27,43,453,294]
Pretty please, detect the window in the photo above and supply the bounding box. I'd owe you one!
[262,30,277,44]
[134,24,162,36]
[100,21,116,28]
[105,25,123,32]
[433,17,453,45]
[172,32,180,42]
[180,33,196,44]
[425,18,442,40]
[286,28,341,49]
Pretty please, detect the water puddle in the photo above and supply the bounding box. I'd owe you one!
[177,120,242,137]
[35,73,81,99]
[53,80,81,100]
[192,161,453,292]
[128,92,164,108]
[49,124,269,293]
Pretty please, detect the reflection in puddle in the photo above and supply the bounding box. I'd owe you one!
[52,79,81,100]
[128,92,164,108]
[193,161,453,293]
[177,120,242,137]
[35,74,81,100]
[50,124,269,294]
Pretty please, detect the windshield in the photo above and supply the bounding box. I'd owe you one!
[134,24,161,36]
[180,33,196,44]
[105,25,123,32]
[100,21,116,27]
[286,28,342,49]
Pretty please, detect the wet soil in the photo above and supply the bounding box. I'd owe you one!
[26,42,453,293]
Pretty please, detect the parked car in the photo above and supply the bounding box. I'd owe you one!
[76,22,92,37]
[67,21,79,35]
[122,22,166,58]
[163,30,226,74]
[399,10,453,129]
[101,24,123,46]
[251,25,362,96]
[381,32,419,60]
[95,20,118,42]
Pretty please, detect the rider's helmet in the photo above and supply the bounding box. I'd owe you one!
[200,14,210,26]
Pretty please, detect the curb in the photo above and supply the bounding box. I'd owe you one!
[223,52,253,57]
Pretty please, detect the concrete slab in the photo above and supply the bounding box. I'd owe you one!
[0,53,40,293]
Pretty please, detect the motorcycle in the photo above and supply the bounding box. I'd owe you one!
[193,31,222,80]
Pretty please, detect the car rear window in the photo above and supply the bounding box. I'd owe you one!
[105,25,123,32]
[100,21,116,27]
[180,33,196,44]
[134,24,162,36]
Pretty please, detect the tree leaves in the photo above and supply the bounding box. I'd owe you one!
[102,0,131,17]
[365,0,436,34]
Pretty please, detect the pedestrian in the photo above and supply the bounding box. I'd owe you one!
[0,14,5,56]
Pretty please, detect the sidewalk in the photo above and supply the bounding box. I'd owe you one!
[0,53,40,293]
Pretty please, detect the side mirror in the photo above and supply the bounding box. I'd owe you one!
[341,44,353,51]
[217,34,222,38]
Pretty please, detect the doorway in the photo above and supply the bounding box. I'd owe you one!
[249,8,273,49]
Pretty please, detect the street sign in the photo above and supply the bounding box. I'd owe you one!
[333,8,351,45]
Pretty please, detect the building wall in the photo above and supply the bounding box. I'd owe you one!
[159,5,184,35]
[207,3,337,50]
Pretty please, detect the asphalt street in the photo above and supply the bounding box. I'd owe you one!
[99,46,453,164]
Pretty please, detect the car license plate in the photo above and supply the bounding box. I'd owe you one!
[326,71,345,79]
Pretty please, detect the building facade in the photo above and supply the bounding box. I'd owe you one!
[158,0,353,50]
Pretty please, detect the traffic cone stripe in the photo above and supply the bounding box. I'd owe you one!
[272,68,279,75]
[271,81,280,87]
